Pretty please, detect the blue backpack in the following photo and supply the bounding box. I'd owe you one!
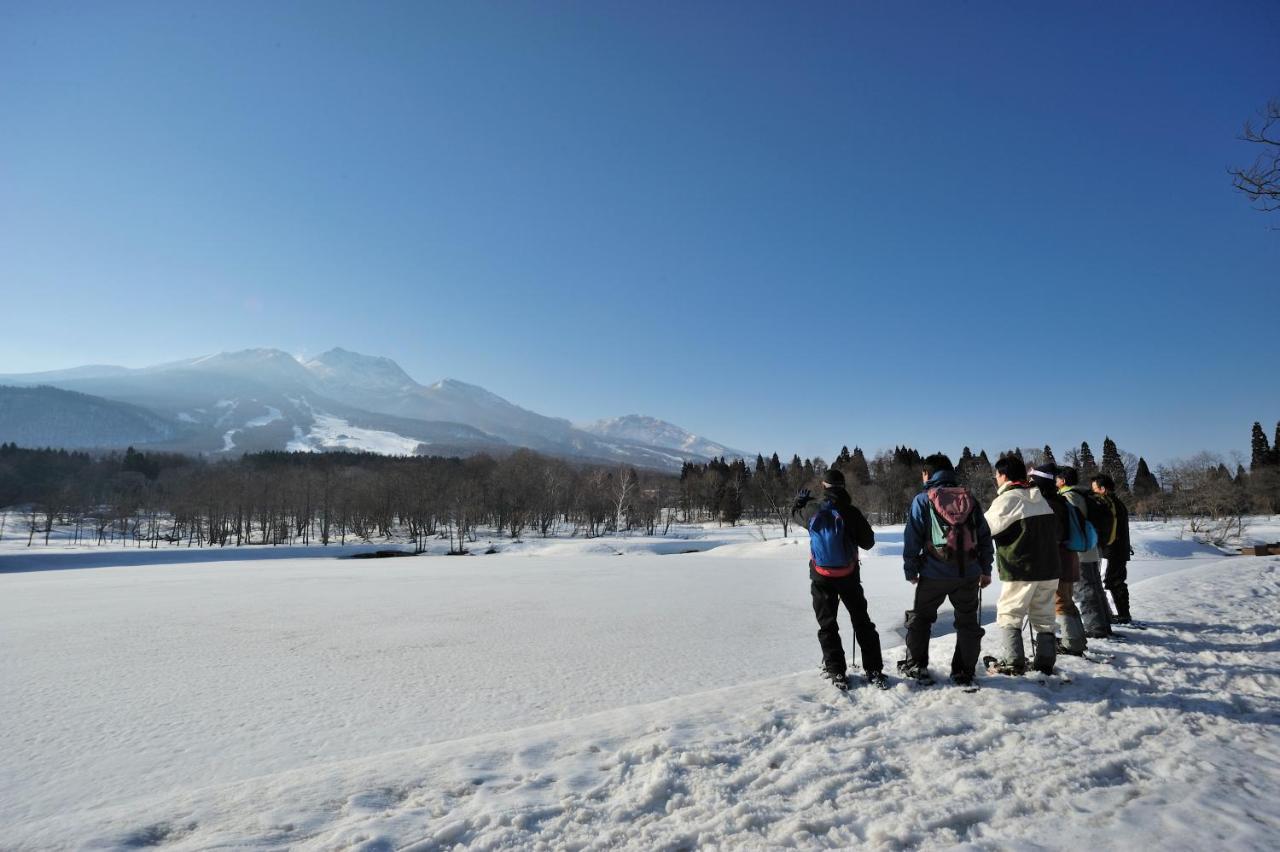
[808,499,856,570]
[1064,502,1099,553]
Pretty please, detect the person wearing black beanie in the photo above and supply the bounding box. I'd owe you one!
[791,467,887,690]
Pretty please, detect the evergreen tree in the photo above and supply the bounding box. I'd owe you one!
[1079,442,1098,476]
[1042,445,1056,465]
[769,453,783,479]
[1251,422,1272,470]
[850,447,871,485]
[958,448,995,507]
[836,446,852,467]
[787,455,806,492]
[1273,422,1280,466]
[1132,457,1160,499]
[1100,437,1129,492]
[892,446,922,467]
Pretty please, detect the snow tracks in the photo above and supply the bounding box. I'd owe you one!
[15,558,1280,851]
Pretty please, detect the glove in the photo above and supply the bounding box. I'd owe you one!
[979,573,993,588]
[796,488,812,502]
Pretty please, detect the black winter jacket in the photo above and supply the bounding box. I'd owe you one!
[1100,494,1131,560]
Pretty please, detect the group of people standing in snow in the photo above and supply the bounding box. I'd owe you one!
[791,454,1133,690]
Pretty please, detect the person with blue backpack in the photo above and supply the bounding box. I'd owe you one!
[898,454,994,687]
[791,467,887,690]
[1056,466,1114,639]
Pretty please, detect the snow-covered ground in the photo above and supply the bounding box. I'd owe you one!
[2,520,1278,850]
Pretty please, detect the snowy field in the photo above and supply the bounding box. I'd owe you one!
[2,520,1279,850]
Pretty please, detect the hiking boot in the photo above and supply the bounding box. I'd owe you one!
[896,659,929,679]
[951,672,975,687]
[1057,614,1088,656]
[984,656,1026,676]
[999,626,1026,672]
[1032,631,1057,676]
[823,669,850,691]
[865,670,889,689]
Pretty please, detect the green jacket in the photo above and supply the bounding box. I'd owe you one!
[983,482,1061,582]
[1059,486,1100,563]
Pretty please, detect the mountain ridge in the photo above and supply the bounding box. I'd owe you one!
[0,348,744,471]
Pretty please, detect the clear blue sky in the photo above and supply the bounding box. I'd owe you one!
[2,1,1277,466]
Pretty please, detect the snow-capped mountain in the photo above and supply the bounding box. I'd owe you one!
[0,348,744,470]
[304,348,418,396]
[579,415,748,460]
[302,348,574,448]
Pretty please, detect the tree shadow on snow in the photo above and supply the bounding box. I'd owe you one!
[0,544,415,573]
[1130,620,1280,654]
[972,670,1280,725]
[973,617,1280,726]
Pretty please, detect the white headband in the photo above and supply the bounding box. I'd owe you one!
[1030,469,1056,480]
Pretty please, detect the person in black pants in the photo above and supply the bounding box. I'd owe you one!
[1092,473,1133,623]
[792,468,886,689]
[899,454,995,685]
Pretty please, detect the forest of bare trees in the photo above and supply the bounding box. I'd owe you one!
[2,421,1277,551]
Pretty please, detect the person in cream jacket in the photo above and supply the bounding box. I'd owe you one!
[983,454,1062,675]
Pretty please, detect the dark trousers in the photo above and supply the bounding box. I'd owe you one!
[903,577,984,678]
[811,571,883,674]
[1103,557,1131,620]
[1074,561,1111,636]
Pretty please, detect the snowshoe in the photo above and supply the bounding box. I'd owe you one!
[1034,671,1073,686]
[982,655,1025,676]
[1056,640,1086,657]
[822,669,850,691]
[1079,651,1116,664]
[896,660,936,680]
[896,660,934,685]
[865,670,890,690]
[951,674,980,693]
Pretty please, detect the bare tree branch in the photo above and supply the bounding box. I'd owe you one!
[1230,99,1280,219]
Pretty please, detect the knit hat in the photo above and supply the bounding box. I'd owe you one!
[822,468,846,487]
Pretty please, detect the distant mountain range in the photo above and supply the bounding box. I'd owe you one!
[0,348,747,471]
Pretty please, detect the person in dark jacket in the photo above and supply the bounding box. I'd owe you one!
[792,468,886,689]
[899,454,994,686]
[1030,462,1087,655]
[1092,474,1134,624]
[1058,466,1112,639]
[983,455,1062,675]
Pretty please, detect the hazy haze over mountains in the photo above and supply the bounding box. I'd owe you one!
[0,348,746,470]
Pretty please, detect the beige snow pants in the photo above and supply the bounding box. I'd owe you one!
[995,578,1058,633]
